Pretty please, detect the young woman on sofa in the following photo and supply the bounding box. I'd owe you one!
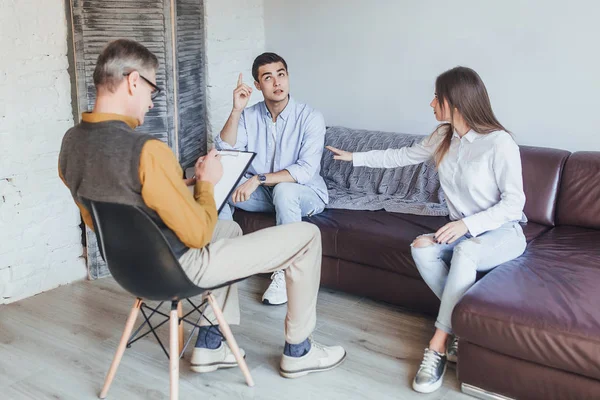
[327,66,527,394]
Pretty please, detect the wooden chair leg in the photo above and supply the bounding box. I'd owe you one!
[99,298,142,399]
[169,302,180,400]
[207,293,255,387]
[177,302,184,354]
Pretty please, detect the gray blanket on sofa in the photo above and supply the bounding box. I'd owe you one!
[322,126,449,216]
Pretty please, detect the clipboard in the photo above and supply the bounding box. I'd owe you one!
[186,150,256,213]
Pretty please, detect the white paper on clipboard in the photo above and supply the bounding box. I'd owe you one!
[185,150,256,213]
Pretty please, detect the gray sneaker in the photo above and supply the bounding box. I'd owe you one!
[412,348,447,394]
[447,335,459,363]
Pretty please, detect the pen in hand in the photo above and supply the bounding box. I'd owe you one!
[193,149,223,185]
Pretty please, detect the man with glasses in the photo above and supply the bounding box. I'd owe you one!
[123,71,162,100]
[59,39,346,380]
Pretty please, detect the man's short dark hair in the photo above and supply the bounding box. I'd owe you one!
[93,39,159,92]
[252,52,288,82]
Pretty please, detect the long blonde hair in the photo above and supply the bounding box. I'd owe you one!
[432,67,509,166]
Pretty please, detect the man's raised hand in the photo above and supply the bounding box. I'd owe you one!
[233,73,253,112]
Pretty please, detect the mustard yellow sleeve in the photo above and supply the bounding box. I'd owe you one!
[75,202,95,231]
[139,140,218,248]
[58,163,95,231]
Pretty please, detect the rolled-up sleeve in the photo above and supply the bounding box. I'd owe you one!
[214,110,248,151]
[284,111,325,184]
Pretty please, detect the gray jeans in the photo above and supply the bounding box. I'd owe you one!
[410,221,527,334]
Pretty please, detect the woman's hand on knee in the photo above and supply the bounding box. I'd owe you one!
[435,220,469,244]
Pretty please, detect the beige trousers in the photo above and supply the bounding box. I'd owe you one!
[178,220,322,344]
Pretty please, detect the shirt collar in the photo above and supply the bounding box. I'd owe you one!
[261,96,295,121]
[81,112,139,129]
[453,129,480,143]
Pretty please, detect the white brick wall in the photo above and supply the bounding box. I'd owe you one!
[0,0,86,304]
[204,0,266,146]
[0,0,266,303]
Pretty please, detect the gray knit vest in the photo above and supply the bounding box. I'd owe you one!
[58,120,188,258]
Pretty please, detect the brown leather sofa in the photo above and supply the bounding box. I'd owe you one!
[233,138,600,400]
[453,150,600,400]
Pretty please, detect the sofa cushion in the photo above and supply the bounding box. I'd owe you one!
[233,210,338,258]
[453,226,600,381]
[235,208,438,278]
[389,213,549,243]
[309,211,549,277]
[557,151,600,229]
[520,222,552,242]
[233,210,274,233]
[309,209,436,278]
[519,146,570,227]
[234,207,548,278]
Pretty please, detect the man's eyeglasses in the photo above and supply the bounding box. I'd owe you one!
[123,72,162,100]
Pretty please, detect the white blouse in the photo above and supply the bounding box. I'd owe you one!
[352,128,526,237]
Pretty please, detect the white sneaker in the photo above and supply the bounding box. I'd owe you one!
[262,270,288,305]
[190,342,246,373]
[279,337,347,379]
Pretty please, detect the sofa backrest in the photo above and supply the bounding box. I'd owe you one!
[556,152,600,229]
[520,146,571,227]
[321,127,577,227]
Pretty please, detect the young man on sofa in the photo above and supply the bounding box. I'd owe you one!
[215,52,329,306]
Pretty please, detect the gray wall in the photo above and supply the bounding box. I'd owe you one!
[264,0,600,151]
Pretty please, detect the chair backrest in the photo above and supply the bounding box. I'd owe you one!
[88,200,203,301]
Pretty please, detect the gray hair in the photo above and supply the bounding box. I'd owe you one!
[93,39,159,92]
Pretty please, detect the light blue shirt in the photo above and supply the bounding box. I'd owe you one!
[214,96,329,203]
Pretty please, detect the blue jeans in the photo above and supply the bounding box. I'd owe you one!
[219,181,326,225]
[410,221,527,334]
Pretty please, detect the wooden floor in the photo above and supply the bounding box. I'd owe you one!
[0,276,472,400]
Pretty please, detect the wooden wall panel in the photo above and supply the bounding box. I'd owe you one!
[69,0,206,279]
[176,0,207,169]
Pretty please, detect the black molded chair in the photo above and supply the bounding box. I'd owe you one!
[87,200,254,400]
